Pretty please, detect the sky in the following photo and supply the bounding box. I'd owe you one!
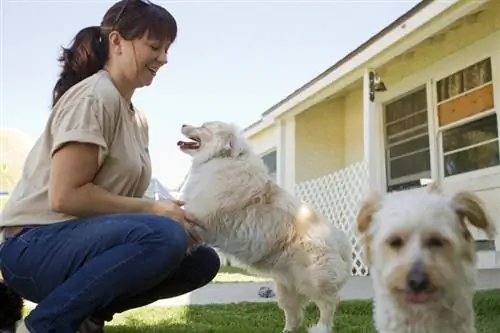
[1,0,419,189]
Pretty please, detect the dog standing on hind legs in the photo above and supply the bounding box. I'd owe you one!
[178,121,353,333]
[356,183,496,333]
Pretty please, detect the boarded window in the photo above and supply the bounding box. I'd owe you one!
[436,58,499,177]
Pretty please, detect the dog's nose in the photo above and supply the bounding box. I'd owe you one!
[406,261,429,292]
[182,124,188,128]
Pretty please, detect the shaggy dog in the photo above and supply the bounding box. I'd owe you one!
[356,183,496,333]
[177,121,353,333]
[0,281,24,333]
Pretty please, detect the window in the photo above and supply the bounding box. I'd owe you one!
[262,150,277,182]
[436,58,499,177]
[383,87,431,192]
[382,56,500,193]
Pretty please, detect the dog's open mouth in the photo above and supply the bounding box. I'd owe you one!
[400,290,437,304]
[177,136,201,150]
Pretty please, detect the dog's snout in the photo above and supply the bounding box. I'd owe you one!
[182,124,188,128]
[406,262,429,292]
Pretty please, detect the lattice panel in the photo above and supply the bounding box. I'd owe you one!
[295,161,370,276]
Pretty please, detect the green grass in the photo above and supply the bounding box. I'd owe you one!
[34,289,499,332]
[211,265,271,283]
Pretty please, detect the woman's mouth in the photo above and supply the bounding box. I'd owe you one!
[146,65,158,76]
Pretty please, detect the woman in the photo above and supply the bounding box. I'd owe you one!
[0,0,220,332]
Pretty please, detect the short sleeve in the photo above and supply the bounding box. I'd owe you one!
[50,96,116,166]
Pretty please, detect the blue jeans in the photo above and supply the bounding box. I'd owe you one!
[0,213,221,333]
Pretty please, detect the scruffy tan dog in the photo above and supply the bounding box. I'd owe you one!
[178,121,353,333]
[356,183,496,333]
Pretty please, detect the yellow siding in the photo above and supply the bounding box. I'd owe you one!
[343,86,364,165]
[379,2,500,86]
[295,97,345,182]
[250,1,500,186]
[247,124,277,155]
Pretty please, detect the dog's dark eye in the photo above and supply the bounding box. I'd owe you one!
[387,235,404,249]
[426,236,444,248]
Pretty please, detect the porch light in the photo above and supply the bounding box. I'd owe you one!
[369,70,387,102]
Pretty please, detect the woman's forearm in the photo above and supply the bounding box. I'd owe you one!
[50,182,155,218]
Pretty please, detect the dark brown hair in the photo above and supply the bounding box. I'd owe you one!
[52,0,177,107]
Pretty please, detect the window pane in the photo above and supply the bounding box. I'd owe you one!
[443,114,499,153]
[437,58,492,102]
[444,141,499,177]
[262,150,277,173]
[385,88,427,123]
[386,111,428,138]
[388,125,428,145]
[389,134,430,159]
[389,150,431,179]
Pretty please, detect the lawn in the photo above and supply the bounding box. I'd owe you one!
[211,265,271,283]
[94,289,500,332]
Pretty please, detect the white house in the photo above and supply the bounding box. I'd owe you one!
[244,0,500,274]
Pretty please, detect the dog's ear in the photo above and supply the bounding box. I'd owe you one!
[451,191,496,239]
[356,191,382,265]
[222,132,241,157]
[357,191,381,234]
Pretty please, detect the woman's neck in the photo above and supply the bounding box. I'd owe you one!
[103,66,136,102]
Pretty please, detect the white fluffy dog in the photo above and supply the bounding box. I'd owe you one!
[356,183,496,333]
[178,121,353,333]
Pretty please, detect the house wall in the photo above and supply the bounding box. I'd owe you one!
[247,124,277,156]
[343,85,364,165]
[294,97,346,182]
[374,3,500,244]
[378,1,500,87]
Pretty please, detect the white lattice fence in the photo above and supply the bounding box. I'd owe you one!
[295,160,370,276]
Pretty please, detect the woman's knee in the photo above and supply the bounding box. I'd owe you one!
[192,246,221,284]
[134,214,190,256]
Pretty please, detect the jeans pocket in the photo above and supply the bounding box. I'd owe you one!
[0,239,41,302]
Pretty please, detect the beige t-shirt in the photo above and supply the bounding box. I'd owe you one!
[0,70,152,231]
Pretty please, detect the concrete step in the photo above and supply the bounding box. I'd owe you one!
[476,250,500,269]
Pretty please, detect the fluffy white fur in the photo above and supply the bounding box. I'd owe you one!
[178,121,353,333]
[356,183,496,333]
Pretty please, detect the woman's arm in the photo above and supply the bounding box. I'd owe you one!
[49,141,155,217]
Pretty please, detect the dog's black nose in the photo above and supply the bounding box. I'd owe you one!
[182,124,187,128]
[406,262,430,292]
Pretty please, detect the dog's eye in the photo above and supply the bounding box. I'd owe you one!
[426,236,444,248]
[387,235,404,249]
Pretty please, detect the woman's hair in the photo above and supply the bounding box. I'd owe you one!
[51,0,177,107]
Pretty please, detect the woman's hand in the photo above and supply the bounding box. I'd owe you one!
[149,200,202,247]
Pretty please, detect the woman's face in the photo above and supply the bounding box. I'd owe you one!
[109,30,171,88]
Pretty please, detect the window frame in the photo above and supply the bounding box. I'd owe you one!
[376,34,500,193]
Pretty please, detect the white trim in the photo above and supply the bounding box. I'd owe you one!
[376,29,500,192]
[363,68,378,192]
[276,118,296,193]
[276,120,286,188]
[243,0,492,137]
[245,118,275,139]
[491,40,500,185]
[284,118,296,193]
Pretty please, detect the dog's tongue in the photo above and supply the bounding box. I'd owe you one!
[404,292,433,304]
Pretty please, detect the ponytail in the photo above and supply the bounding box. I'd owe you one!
[52,26,108,107]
